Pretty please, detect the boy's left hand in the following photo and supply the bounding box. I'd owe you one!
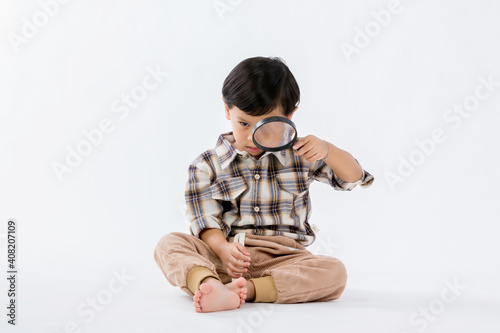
[292,135,329,163]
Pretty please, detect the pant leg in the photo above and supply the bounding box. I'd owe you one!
[241,234,347,304]
[153,231,231,296]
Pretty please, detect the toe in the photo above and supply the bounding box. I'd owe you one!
[235,277,247,288]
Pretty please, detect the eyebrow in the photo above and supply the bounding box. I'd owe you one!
[236,117,249,122]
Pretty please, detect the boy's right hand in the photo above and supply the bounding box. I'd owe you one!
[216,242,251,279]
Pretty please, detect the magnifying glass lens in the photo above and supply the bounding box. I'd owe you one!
[253,122,296,149]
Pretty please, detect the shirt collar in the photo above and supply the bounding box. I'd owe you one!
[215,131,288,169]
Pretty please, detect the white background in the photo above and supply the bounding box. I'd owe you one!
[1,0,499,332]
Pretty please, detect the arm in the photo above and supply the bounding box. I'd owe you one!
[200,228,251,279]
[293,135,374,190]
[199,228,228,257]
[185,163,230,238]
[185,163,250,278]
[322,141,363,183]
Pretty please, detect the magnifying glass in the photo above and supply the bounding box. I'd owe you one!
[252,116,298,152]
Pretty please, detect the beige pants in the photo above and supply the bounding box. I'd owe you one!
[153,231,347,304]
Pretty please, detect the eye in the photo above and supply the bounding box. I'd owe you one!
[239,122,249,127]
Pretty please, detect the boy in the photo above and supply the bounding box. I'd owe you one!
[154,56,374,313]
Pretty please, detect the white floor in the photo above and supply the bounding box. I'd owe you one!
[3,248,499,333]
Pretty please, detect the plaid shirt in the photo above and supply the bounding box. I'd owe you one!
[185,132,374,246]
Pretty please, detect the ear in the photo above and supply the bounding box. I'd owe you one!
[287,106,298,120]
[223,97,230,120]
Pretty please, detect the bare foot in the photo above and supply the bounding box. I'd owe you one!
[193,277,247,313]
[224,277,247,306]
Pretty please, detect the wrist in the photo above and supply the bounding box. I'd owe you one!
[212,240,229,257]
[200,228,228,257]
[321,140,331,161]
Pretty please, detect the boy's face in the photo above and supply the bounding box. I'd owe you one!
[223,97,297,159]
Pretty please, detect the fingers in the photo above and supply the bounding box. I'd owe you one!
[226,268,243,279]
[226,262,247,279]
[226,250,250,278]
[234,243,251,257]
[292,136,308,151]
[221,243,252,278]
[293,136,325,162]
[295,141,314,158]
[227,261,248,274]
[233,245,251,264]
[229,253,250,269]
[293,137,313,155]
[304,150,320,161]
[234,250,251,263]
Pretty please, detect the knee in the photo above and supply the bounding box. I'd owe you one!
[323,257,347,300]
[323,256,347,287]
[154,232,189,255]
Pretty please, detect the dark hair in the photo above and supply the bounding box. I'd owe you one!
[222,56,300,117]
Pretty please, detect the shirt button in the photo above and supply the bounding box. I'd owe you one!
[253,206,260,212]
[254,174,260,180]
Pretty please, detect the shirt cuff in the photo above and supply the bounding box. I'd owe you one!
[334,159,374,191]
[189,216,227,239]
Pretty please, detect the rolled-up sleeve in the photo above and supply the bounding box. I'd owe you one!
[309,158,374,191]
[185,163,229,238]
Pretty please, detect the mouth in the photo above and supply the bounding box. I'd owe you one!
[246,146,260,152]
